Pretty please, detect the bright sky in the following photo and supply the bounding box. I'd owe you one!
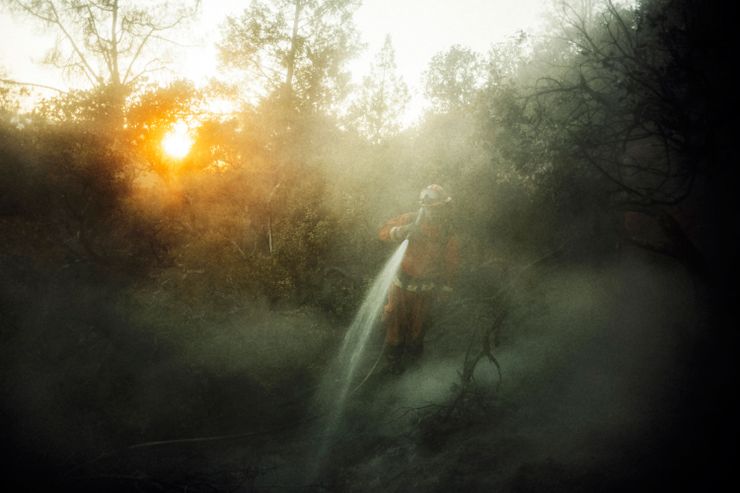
[0,0,551,120]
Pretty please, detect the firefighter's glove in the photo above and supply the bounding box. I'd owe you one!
[390,224,416,241]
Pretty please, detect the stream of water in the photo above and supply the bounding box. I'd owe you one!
[309,238,409,477]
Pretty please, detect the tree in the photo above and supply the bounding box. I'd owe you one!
[527,0,705,207]
[424,45,485,113]
[485,0,728,269]
[346,35,409,143]
[218,0,360,110]
[217,0,362,266]
[549,0,598,26]
[1,0,201,95]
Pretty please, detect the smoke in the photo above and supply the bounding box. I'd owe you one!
[0,191,706,493]
[311,246,700,491]
[0,214,710,493]
[494,251,695,464]
[0,254,341,486]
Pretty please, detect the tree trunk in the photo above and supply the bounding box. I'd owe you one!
[284,0,304,91]
[110,0,121,87]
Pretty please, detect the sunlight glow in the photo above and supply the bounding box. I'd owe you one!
[161,121,193,159]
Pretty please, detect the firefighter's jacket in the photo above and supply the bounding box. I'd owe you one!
[379,212,459,292]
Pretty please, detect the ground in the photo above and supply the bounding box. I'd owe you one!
[1,245,725,492]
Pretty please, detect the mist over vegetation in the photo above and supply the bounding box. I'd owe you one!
[1,0,737,491]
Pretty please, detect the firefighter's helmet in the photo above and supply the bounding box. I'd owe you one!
[419,184,452,207]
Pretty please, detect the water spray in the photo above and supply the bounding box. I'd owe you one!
[308,236,410,479]
[306,205,431,480]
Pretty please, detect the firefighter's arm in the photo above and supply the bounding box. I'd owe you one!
[378,212,416,242]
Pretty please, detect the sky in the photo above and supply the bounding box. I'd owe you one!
[0,0,551,120]
[350,0,550,120]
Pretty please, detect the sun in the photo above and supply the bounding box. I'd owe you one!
[161,121,193,159]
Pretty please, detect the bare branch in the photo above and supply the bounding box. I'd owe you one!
[149,34,202,48]
[84,3,113,75]
[122,26,156,85]
[10,0,57,23]
[46,1,102,84]
[126,58,168,85]
[0,77,66,93]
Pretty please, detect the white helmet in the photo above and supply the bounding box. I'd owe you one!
[419,184,452,207]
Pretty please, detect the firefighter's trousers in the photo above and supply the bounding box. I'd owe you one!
[382,284,433,362]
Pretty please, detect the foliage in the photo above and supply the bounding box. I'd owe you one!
[424,45,485,113]
[1,0,721,307]
[218,0,361,111]
[0,112,154,271]
[346,35,409,143]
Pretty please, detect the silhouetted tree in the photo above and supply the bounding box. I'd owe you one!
[346,35,409,143]
[218,0,360,111]
[1,0,201,115]
[424,45,485,113]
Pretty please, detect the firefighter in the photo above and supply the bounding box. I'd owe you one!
[378,184,459,374]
